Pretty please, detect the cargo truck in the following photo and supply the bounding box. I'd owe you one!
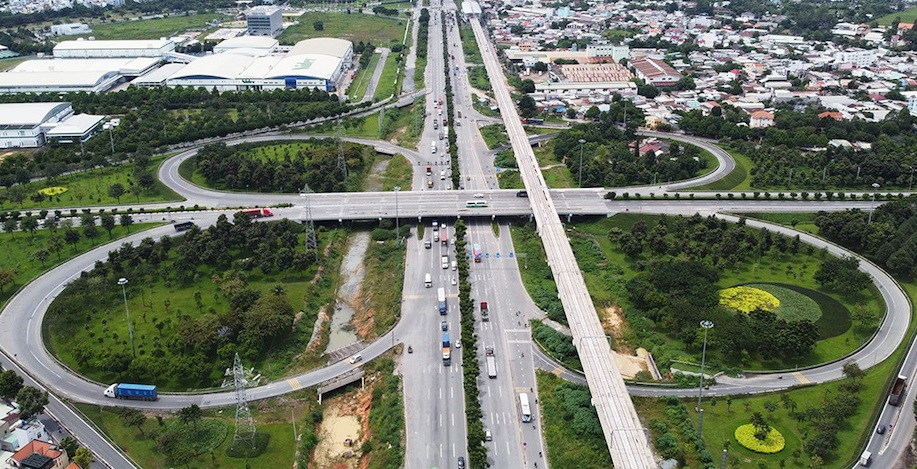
[860,450,871,466]
[473,244,482,263]
[104,383,158,401]
[173,221,195,232]
[480,301,489,321]
[437,287,447,314]
[242,208,274,218]
[442,332,451,365]
[485,347,497,378]
[440,228,448,246]
[889,375,907,406]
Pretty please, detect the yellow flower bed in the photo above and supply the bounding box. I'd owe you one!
[38,186,67,196]
[735,424,786,454]
[719,286,780,314]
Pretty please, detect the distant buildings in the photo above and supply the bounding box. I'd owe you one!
[246,6,283,37]
[49,23,92,36]
[585,44,629,63]
[52,38,176,58]
[749,110,775,128]
[0,102,105,148]
[630,57,680,87]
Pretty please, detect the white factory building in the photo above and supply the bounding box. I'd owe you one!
[164,38,353,92]
[52,38,176,58]
[0,102,105,148]
[0,57,159,94]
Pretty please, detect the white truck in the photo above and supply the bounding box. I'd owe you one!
[485,347,497,378]
[859,450,871,466]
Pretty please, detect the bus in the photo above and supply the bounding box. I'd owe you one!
[466,200,487,208]
[519,393,532,422]
[473,244,482,263]
[440,227,448,246]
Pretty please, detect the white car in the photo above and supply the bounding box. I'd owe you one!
[473,193,485,198]
[349,354,362,364]
[451,277,457,285]
[455,339,462,349]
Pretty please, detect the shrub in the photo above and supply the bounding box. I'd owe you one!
[735,424,785,454]
[719,286,780,314]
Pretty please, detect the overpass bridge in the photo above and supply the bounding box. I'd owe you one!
[466,15,659,468]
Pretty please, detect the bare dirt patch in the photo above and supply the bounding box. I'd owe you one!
[310,381,376,469]
[603,305,632,353]
[350,290,375,341]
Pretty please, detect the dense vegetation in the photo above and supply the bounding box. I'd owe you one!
[815,198,917,276]
[415,8,429,60]
[45,213,334,389]
[190,140,371,193]
[553,117,706,187]
[0,0,232,29]
[0,87,355,187]
[538,372,612,469]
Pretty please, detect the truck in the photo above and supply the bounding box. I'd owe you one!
[485,346,497,378]
[173,221,195,232]
[859,450,871,466]
[242,208,274,218]
[480,301,489,322]
[442,332,451,365]
[426,165,432,176]
[440,228,448,246]
[425,273,432,288]
[889,375,907,406]
[104,383,158,401]
[473,244,482,263]
[437,287,447,314]
[522,118,544,125]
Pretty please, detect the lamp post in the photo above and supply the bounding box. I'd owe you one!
[697,320,713,438]
[578,138,586,188]
[394,186,401,244]
[118,278,135,358]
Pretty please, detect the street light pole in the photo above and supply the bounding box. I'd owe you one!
[697,320,714,438]
[394,186,401,244]
[578,138,586,188]
[118,277,135,358]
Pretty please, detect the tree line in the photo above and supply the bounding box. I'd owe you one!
[46,213,319,387]
[0,86,357,187]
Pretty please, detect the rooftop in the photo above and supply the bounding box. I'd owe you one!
[0,102,72,127]
[53,38,174,51]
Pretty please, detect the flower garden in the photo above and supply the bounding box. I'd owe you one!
[719,286,780,313]
[38,186,67,196]
[735,424,786,454]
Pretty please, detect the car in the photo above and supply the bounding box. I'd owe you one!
[473,193,485,198]
[451,276,457,285]
[455,339,461,349]
[441,320,448,331]
[516,190,528,198]
[484,430,492,441]
[348,354,362,364]
[458,456,465,469]
[876,424,886,434]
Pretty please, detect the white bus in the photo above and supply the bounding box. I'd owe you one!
[519,393,532,422]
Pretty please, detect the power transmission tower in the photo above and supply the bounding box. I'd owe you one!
[300,185,318,251]
[336,119,348,179]
[231,353,256,448]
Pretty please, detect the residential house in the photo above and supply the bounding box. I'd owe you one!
[749,110,775,128]
[6,440,69,469]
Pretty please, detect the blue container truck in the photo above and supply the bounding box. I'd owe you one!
[104,383,158,401]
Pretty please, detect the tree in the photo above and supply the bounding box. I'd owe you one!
[108,183,126,203]
[47,235,63,261]
[177,404,203,432]
[119,407,147,436]
[64,229,81,252]
[0,369,24,399]
[2,218,18,238]
[72,448,93,469]
[82,220,99,245]
[0,268,16,295]
[31,249,50,267]
[842,361,865,381]
[15,386,48,419]
[60,436,79,457]
[518,95,538,118]
[520,79,536,93]
[119,213,133,232]
[750,411,771,441]
[814,256,871,291]
[532,61,548,72]
[313,21,324,31]
[100,213,116,239]
[584,106,601,119]
[20,216,38,238]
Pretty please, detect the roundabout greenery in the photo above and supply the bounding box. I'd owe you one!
[747,283,823,324]
[719,286,779,314]
[38,186,67,196]
[734,423,786,454]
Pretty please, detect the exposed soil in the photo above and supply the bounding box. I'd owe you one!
[310,243,334,285]
[310,380,376,469]
[350,289,375,341]
[603,305,631,353]
[363,159,390,192]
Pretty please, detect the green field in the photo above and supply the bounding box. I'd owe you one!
[0,222,161,309]
[479,124,508,149]
[74,13,229,40]
[739,212,821,235]
[0,154,183,210]
[373,51,402,101]
[496,169,523,189]
[538,372,612,469]
[366,153,413,192]
[279,12,406,47]
[878,7,917,25]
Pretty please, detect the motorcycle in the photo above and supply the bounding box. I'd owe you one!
[408,346,413,354]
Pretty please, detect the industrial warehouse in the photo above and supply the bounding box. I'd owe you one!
[0,37,354,94]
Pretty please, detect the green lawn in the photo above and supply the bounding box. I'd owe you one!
[373,52,402,101]
[458,21,481,64]
[0,222,161,309]
[690,146,752,191]
[497,169,524,189]
[279,12,406,47]
[878,7,917,24]
[0,155,183,210]
[349,52,381,101]
[369,153,414,192]
[739,212,821,236]
[74,13,229,40]
[543,166,575,188]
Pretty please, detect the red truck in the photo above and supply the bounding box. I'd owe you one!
[480,301,489,321]
[426,166,432,176]
[242,208,274,218]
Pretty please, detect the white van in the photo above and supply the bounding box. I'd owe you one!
[451,261,457,271]
[431,142,437,154]
[860,450,871,466]
[441,256,449,269]
[440,170,446,180]
[425,273,432,288]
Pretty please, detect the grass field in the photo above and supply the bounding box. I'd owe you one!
[690,146,752,191]
[467,65,492,91]
[348,52,381,101]
[458,21,481,64]
[739,212,821,235]
[0,222,161,309]
[373,52,401,101]
[371,153,413,192]
[74,13,229,40]
[749,283,823,324]
[0,155,183,210]
[74,390,311,469]
[496,169,524,189]
[878,7,917,25]
[479,124,508,149]
[279,12,406,47]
